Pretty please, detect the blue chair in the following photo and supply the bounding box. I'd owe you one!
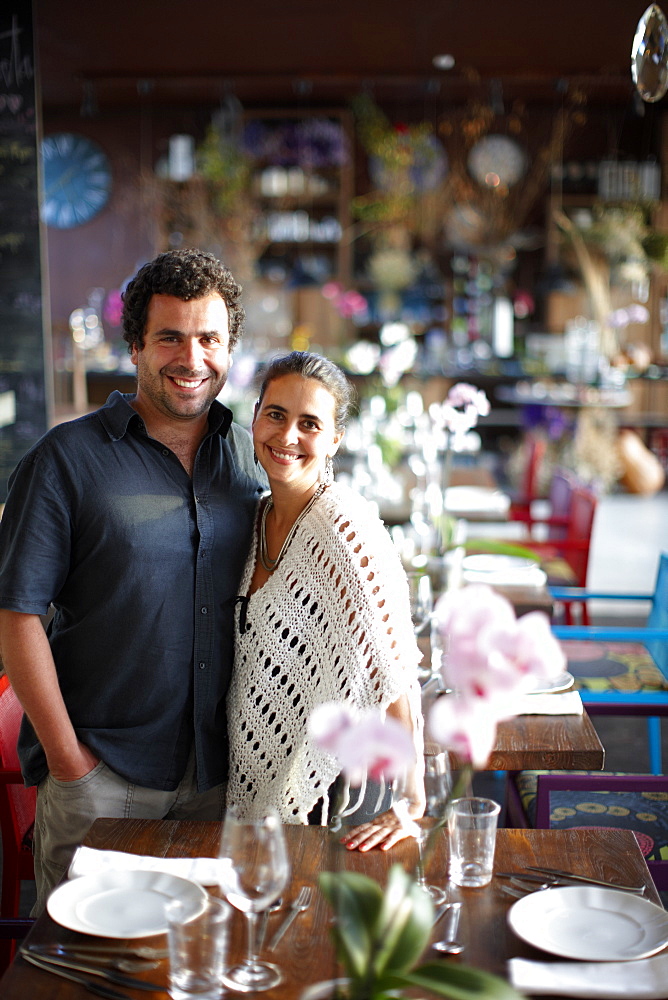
[550,551,668,774]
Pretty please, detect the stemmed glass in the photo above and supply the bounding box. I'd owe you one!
[218,809,290,992]
[407,570,433,636]
[393,747,451,904]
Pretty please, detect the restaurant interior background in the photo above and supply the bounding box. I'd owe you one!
[2,0,668,918]
[21,0,665,721]
[6,0,664,510]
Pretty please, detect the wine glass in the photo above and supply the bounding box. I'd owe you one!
[427,620,450,694]
[393,746,451,904]
[218,809,290,992]
[407,570,433,636]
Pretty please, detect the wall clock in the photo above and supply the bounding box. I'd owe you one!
[467,134,526,188]
[40,133,112,229]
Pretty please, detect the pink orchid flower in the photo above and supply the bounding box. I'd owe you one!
[308,702,355,753]
[428,584,567,764]
[434,585,564,699]
[308,702,415,785]
[445,382,491,416]
[429,384,490,446]
[428,696,499,769]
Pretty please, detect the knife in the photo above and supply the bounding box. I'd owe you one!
[20,946,166,991]
[497,871,561,884]
[21,951,133,1000]
[525,866,646,893]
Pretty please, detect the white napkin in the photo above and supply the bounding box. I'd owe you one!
[444,486,511,515]
[508,953,668,998]
[516,691,583,715]
[68,845,228,887]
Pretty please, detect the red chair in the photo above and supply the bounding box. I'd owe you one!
[509,467,577,540]
[0,675,35,968]
[508,434,547,523]
[521,484,598,625]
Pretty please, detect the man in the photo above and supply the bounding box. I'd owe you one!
[0,248,265,912]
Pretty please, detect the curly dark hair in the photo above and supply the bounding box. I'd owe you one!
[256,351,356,432]
[121,248,245,352]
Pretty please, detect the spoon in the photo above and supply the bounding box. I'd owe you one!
[432,902,464,955]
[500,879,553,900]
[258,896,283,950]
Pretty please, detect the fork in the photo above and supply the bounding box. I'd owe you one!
[26,946,159,972]
[267,885,312,950]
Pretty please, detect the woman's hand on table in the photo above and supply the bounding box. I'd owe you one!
[340,808,418,852]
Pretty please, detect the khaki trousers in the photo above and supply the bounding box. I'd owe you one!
[32,749,225,915]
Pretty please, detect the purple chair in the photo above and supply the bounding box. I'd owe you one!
[505,771,668,891]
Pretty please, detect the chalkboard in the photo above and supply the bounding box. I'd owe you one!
[0,1,50,500]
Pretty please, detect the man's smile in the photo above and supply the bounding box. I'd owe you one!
[167,375,209,389]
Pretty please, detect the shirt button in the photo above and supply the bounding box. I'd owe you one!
[195,496,200,503]
[200,606,208,615]
[199,661,206,670]
[162,449,169,457]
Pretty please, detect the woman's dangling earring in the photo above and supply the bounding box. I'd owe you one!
[323,455,334,485]
[253,450,259,466]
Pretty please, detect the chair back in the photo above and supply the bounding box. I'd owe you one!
[0,676,34,855]
[519,434,547,506]
[646,552,668,676]
[563,485,597,587]
[545,468,577,541]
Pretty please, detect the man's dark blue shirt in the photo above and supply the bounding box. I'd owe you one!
[0,391,264,790]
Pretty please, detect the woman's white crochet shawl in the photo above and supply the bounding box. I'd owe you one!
[227,482,423,823]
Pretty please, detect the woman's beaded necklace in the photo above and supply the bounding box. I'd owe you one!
[259,482,328,573]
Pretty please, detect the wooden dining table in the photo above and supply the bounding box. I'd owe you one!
[470,707,604,772]
[419,677,605,772]
[0,818,662,999]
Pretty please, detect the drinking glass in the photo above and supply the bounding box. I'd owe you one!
[166,895,230,999]
[393,747,451,904]
[448,796,500,888]
[218,809,290,992]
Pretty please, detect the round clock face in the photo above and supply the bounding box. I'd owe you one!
[40,133,112,229]
[468,134,526,188]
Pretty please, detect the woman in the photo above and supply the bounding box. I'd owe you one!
[227,352,424,851]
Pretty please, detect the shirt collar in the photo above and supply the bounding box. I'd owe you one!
[97,390,234,442]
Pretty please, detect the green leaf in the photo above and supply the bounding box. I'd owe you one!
[397,961,525,999]
[461,539,542,560]
[371,866,433,976]
[319,871,383,979]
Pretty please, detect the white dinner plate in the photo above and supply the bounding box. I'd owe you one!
[526,670,575,695]
[462,554,538,574]
[508,886,668,961]
[47,869,208,938]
